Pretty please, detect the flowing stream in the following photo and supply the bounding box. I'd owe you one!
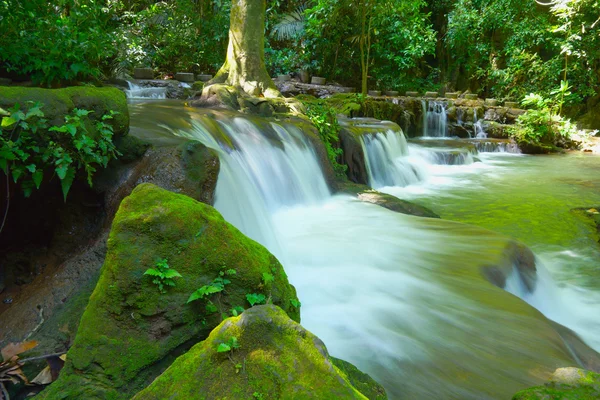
[129,101,600,399]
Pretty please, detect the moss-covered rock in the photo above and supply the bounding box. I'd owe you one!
[132,305,387,400]
[512,368,600,399]
[37,184,300,399]
[0,86,129,138]
[357,190,440,218]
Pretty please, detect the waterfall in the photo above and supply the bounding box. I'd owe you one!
[175,112,330,255]
[361,129,426,188]
[129,104,600,400]
[421,100,427,136]
[125,81,167,99]
[423,100,448,137]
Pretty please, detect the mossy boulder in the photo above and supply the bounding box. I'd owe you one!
[0,86,129,138]
[512,368,600,399]
[132,305,387,400]
[37,184,300,399]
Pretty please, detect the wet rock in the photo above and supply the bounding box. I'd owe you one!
[357,191,440,218]
[132,305,387,400]
[512,368,600,399]
[37,184,300,399]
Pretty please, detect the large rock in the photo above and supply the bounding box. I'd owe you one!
[512,368,600,399]
[0,86,129,138]
[37,184,300,399]
[132,305,387,400]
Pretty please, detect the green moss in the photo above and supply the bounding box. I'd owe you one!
[512,369,600,399]
[37,184,299,399]
[132,305,387,400]
[0,86,129,138]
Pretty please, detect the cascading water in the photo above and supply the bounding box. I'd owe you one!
[129,102,600,400]
[125,81,167,99]
[423,100,448,137]
[362,129,426,188]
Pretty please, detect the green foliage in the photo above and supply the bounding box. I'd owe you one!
[230,306,245,316]
[144,258,183,294]
[246,293,266,307]
[262,272,275,285]
[113,0,230,76]
[0,1,117,85]
[301,0,436,90]
[297,97,348,177]
[187,268,237,304]
[216,336,240,353]
[0,102,119,199]
[445,0,599,103]
[509,85,593,151]
[290,298,301,309]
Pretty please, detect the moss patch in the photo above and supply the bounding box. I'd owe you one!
[0,86,129,138]
[132,305,387,400]
[512,368,600,399]
[37,184,300,399]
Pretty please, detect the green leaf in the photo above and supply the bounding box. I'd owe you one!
[163,269,182,279]
[216,343,231,353]
[32,170,43,189]
[55,163,69,180]
[262,272,274,284]
[1,116,17,128]
[246,293,266,306]
[25,164,36,173]
[59,167,76,201]
[144,268,163,277]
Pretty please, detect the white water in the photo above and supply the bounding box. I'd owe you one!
[361,129,425,188]
[150,107,600,399]
[125,81,167,99]
[423,100,448,137]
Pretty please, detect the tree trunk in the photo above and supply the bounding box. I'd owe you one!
[210,0,279,98]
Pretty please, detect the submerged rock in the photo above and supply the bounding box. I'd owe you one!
[512,368,600,399]
[37,184,300,399]
[132,305,387,400]
[357,190,440,218]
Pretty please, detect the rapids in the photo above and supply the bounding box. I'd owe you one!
[129,100,600,399]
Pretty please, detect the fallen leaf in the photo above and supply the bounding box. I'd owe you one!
[1,341,38,362]
[31,354,66,385]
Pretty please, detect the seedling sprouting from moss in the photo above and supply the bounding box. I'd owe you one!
[188,268,236,303]
[144,258,182,293]
[217,336,240,353]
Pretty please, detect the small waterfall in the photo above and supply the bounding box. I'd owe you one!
[421,100,427,136]
[361,130,425,188]
[125,81,167,99]
[424,100,448,137]
[408,144,475,166]
[473,109,487,138]
[176,112,330,253]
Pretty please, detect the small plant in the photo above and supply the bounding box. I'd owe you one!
[144,258,182,293]
[290,298,301,309]
[261,272,274,284]
[216,336,240,353]
[0,103,120,200]
[246,293,266,307]
[253,392,265,400]
[187,269,236,304]
[230,306,245,316]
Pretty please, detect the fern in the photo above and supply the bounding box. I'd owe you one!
[144,258,182,293]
